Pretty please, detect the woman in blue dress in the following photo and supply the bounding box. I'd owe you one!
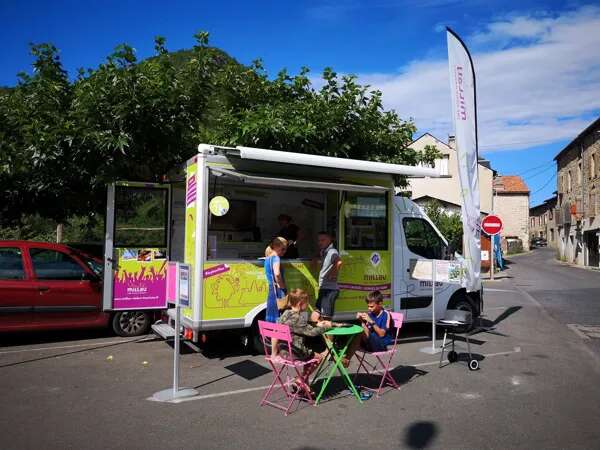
[264,237,288,323]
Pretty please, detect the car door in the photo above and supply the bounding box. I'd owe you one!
[29,247,103,328]
[400,216,452,321]
[0,245,36,330]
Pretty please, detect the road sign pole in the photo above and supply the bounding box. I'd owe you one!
[490,236,495,280]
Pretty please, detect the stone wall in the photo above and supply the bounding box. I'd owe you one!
[496,193,530,250]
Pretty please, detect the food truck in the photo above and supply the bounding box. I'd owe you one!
[102,144,481,350]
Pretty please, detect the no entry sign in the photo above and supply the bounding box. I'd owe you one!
[481,215,503,236]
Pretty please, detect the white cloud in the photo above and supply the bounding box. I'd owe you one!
[358,6,600,152]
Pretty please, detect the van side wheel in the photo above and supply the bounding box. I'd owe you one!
[112,311,150,337]
[448,293,475,333]
[250,313,268,355]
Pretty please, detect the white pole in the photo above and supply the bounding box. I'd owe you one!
[490,235,495,280]
[173,303,180,395]
[151,262,198,402]
[431,259,436,351]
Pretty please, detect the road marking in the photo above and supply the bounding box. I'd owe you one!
[0,338,140,355]
[149,347,522,404]
[567,324,600,340]
[484,289,520,293]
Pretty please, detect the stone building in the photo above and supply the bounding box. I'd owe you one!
[555,117,600,267]
[407,133,494,214]
[529,196,558,248]
[493,176,530,251]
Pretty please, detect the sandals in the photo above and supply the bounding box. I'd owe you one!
[291,378,315,397]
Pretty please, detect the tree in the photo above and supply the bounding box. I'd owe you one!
[1,31,438,232]
[423,199,463,253]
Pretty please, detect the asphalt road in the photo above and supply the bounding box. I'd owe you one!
[507,247,600,358]
[1,254,599,449]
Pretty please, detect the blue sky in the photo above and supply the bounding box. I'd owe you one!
[2,0,599,206]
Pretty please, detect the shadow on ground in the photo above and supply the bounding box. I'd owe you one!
[404,421,439,449]
[0,327,114,348]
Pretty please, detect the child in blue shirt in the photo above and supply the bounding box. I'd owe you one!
[356,290,394,352]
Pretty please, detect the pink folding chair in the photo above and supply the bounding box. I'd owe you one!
[258,320,320,416]
[353,311,404,397]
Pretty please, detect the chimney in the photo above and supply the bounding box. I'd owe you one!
[448,135,456,149]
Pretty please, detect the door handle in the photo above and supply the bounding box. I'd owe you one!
[38,286,50,292]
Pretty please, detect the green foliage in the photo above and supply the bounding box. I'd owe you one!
[1,31,437,234]
[423,200,463,253]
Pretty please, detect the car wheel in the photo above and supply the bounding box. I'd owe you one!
[112,311,151,337]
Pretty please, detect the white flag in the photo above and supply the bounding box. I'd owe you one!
[447,28,481,292]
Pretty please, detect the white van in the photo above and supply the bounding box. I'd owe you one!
[102,144,482,350]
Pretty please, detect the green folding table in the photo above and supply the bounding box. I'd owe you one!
[314,324,364,405]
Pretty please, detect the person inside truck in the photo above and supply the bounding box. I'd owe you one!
[277,214,302,259]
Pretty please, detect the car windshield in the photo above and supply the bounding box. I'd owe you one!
[74,251,104,278]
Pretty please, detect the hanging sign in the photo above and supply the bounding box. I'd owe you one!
[209,196,230,216]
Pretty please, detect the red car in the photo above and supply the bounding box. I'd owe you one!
[0,241,152,336]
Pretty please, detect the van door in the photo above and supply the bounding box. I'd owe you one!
[399,216,453,320]
[103,182,171,312]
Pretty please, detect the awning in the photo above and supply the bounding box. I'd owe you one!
[209,167,390,193]
[236,145,441,178]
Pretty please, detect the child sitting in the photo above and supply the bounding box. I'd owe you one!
[355,290,394,352]
[277,289,332,360]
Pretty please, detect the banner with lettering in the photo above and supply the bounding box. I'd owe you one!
[447,28,481,292]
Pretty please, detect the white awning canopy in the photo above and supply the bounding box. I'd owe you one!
[209,167,390,193]
[235,146,441,178]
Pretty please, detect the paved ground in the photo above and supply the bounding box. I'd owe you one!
[1,253,599,449]
[507,247,600,358]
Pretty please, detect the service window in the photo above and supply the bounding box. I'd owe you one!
[30,249,86,280]
[0,248,26,280]
[403,218,446,260]
[207,173,328,260]
[344,193,388,250]
[114,186,168,248]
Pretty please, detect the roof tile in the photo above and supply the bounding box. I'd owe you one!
[493,175,530,194]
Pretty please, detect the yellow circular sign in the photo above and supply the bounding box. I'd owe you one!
[209,196,230,216]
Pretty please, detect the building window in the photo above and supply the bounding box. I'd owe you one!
[568,171,572,192]
[577,162,582,185]
[592,154,597,179]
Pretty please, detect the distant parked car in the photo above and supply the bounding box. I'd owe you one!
[531,237,547,248]
[0,241,152,336]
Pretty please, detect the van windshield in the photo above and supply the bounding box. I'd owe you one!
[403,217,448,260]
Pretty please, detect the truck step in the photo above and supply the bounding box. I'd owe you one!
[151,322,176,339]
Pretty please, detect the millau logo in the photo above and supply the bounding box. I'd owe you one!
[370,252,381,267]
